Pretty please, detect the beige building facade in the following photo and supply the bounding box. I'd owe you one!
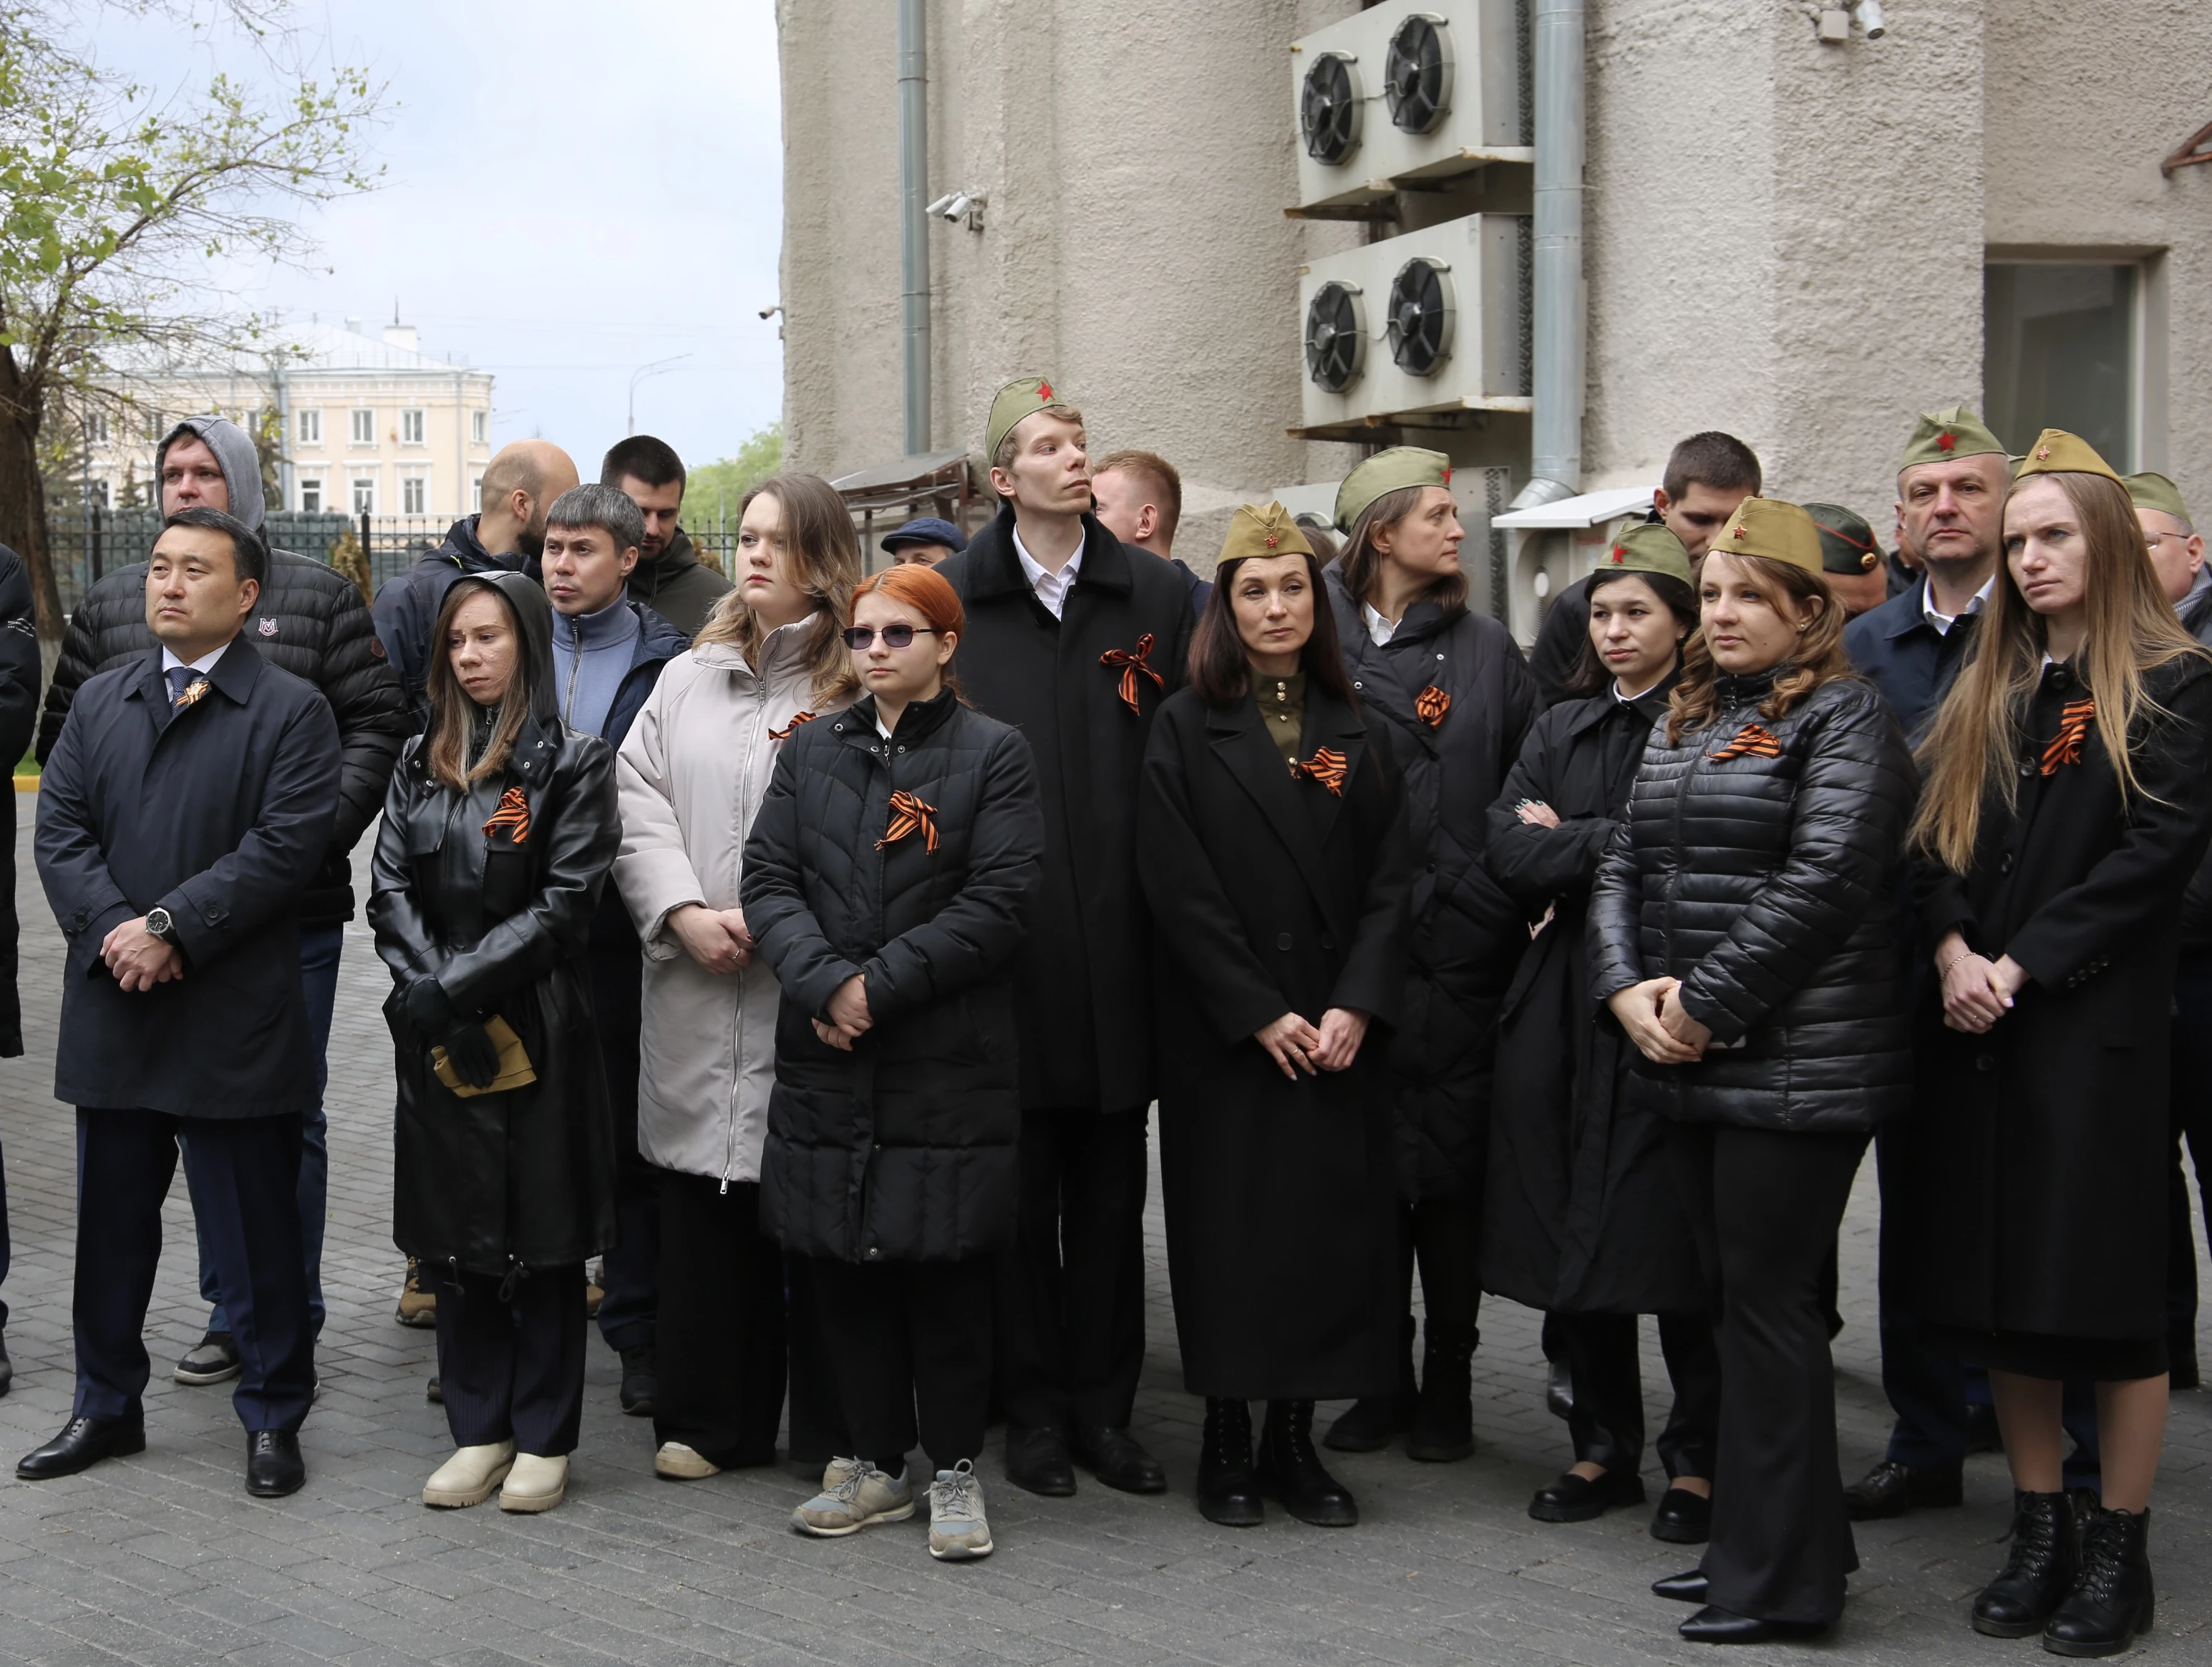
[777,0,2212,632]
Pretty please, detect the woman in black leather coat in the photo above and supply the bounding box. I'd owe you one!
[370,571,620,1516]
[1588,499,1916,1646]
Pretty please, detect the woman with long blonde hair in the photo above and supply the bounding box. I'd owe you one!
[1888,433,2212,1655]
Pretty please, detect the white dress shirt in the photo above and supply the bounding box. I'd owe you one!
[1361,601,1399,647]
[1923,575,1994,637]
[160,640,232,680]
[1013,523,1085,619]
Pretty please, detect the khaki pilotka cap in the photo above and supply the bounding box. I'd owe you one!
[2013,429,2124,485]
[984,375,1067,462]
[1802,503,1883,574]
[1334,446,1451,532]
[1597,521,1694,587]
[1898,405,2008,473]
[1710,496,1827,578]
[1218,501,1316,568]
[2125,470,2193,525]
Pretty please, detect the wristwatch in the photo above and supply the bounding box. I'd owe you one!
[144,907,178,944]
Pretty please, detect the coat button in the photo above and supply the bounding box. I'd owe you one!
[1319,934,1336,951]
[1976,1054,1995,1072]
[1276,932,1294,951]
[865,1246,882,1260]
[1999,853,2013,874]
[2018,758,2036,777]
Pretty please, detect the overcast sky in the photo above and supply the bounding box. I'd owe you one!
[94,0,785,470]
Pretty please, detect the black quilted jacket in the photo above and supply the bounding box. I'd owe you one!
[740,689,1044,1264]
[1588,670,1918,1133]
[38,550,409,924]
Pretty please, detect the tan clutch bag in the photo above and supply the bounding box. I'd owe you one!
[432,1015,537,1096]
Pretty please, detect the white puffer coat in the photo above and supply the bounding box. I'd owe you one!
[613,618,848,1183]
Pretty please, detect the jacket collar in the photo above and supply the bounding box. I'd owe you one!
[964,501,1135,603]
[1205,680,1367,930]
[692,611,828,681]
[131,635,266,732]
[1564,667,1679,740]
[1712,667,1782,709]
[850,685,961,748]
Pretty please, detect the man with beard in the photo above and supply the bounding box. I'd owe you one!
[602,435,732,638]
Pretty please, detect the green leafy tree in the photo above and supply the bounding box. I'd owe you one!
[681,422,784,540]
[0,2,382,643]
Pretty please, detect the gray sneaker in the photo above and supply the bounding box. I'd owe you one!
[927,1460,994,1561]
[791,1459,914,1537]
[175,1330,242,1386]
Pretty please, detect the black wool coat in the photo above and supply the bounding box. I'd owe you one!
[369,574,622,1277]
[1886,656,2212,1345]
[740,690,1044,1265]
[936,506,1195,1113]
[1482,677,1705,1317]
[0,546,42,1058]
[1137,682,1412,1400]
[37,639,339,1118]
[1588,672,1918,1133]
[1324,564,1538,1202]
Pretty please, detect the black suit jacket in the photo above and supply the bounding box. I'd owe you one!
[37,638,340,1116]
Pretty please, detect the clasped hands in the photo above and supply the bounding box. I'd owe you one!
[404,976,501,1089]
[1255,1008,1369,1081]
[101,917,181,992]
[669,903,753,975]
[1935,930,2027,1034]
[813,974,873,1052]
[1607,977,1712,1065]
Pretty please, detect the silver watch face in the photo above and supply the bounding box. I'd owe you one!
[146,909,172,939]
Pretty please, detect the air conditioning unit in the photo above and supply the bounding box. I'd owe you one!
[1292,1,1527,215]
[1296,213,1528,435]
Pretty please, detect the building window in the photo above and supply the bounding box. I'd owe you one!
[351,476,375,516]
[300,478,323,514]
[350,407,374,446]
[144,410,165,442]
[471,475,484,511]
[401,407,425,446]
[297,407,321,445]
[85,412,109,446]
[471,409,487,445]
[1985,262,2137,470]
[402,475,427,514]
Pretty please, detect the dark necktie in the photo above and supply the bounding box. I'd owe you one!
[168,664,208,710]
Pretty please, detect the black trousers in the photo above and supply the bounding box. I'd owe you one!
[653,1170,786,1467]
[591,945,657,1354]
[785,1254,850,1467]
[996,1106,1148,1431]
[1388,1194,1483,1348]
[812,1255,993,1477]
[1671,1122,1867,1627]
[435,1262,586,1456]
[1558,1310,1722,1480]
[74,1107,313,1431]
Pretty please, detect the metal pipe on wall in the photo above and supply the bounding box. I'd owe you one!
[898,0,931,456]
[1512,0,1585,509]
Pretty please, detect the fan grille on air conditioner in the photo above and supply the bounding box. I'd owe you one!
[1304,282,1366,392]
[1300,52,1362,165]
[1383,14,1452,135]
[1386,258,1454,376]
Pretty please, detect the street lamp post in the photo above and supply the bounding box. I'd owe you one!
[628,354,691,436]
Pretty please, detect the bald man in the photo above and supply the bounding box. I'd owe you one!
[372,440,581,731]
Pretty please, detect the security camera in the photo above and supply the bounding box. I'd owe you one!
[941,193,974,222]
[1855,0,1886,37]
[758,305,783,322]
[924,192,959,216]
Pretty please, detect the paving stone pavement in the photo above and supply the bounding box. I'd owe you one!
[0,810,2205,1666]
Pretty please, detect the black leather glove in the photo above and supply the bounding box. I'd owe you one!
[404,977,501,1089]
[404,976,456,1035]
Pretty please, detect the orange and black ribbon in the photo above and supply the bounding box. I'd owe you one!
[1415,685,1451,727]
[1100,634,1163,715]
[875,790,940,854]
[482,786,531,845]
[2042,696,2095,775]
[768,710,818,743]
[173,676,213,712]
[1710,722,1783,763]
[1295,746,1349,797]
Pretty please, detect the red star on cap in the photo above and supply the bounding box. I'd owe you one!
[1732,524,1749,538]
[2035,445,2052,460]
[1936,430,1956,453]
[1610,545,1626,563]
[1037,380,1053,402]
[1264,533,1279,548]
[1441,467,1452,485]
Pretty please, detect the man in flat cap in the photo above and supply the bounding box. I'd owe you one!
[1803,504,1889,622]
[881,516,968,569]
[936,377,1195,1499]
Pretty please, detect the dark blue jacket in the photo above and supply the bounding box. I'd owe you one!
[1169,557,1213,614]
[584,601,688,957]
[372,515,525,733]
[36,639,340,1117]
[1843,576,1981,740]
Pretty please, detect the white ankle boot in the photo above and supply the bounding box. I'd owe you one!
[422,1441,515,1508]
[499,1451,568,1512]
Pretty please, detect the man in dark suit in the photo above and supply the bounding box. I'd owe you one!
[0,544,42,1397]
[23,508,339,1498]
[936,377,1195,1498]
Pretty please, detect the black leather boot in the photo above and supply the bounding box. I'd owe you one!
[1324,1317,1415,1453]
[1406,1323,1477,1462]
[1257,1401,1357,1527]
[2043,1505,2154,1657]
[1195,1398,1262,1527]
[1971,1490,2078,1638]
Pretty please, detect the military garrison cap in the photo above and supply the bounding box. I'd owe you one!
[1711,496,1825,578]
[1898,406,2007,474]
[1596,521,1693,587]
[1218,501,1315,569]
[1334,446,1451,532]
[2014,430,2123,485]
[986,375,1071,463]
[2124,471,2192,526]
[1802,503,1883,575]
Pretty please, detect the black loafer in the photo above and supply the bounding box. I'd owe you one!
[1653,1570,1709,1605]
[1842,1458,1962,1520]
[1004,1424,1077,1497]
[1073,1426,1167,1494]
[19,1414,147,1479]
[1528,1467,1646,1523]
[1677,1605,1829,1644]
[1651,1486,1713,1544]
[426,1375,442,1404]
[245,1431,305,1498]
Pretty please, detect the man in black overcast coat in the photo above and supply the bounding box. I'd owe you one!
[935,376,1194,1497]
[24,508,339,1498]
[0,543,44,1396]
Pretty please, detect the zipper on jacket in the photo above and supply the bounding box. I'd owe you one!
[722,675,770,1194]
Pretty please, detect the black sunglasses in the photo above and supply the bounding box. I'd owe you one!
[841,624,940,651]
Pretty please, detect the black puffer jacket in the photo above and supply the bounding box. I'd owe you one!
[39,550,407,925]
[740,689,1043,1265]
[1588,670,1918,1132]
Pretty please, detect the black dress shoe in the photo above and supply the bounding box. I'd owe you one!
[426,1375,442,1404]
[1842,1457,1962,1520]
[2043,1505,2154,1657]
[1528,1466,1646,1523]
[1678,1605,1829,1644]
[1195,1398,1262,1527]
[1257,1401,1357,1527]
[1004,1424,1077,1497]
[1652,1570,1709,1605]
[1405,1325,1477,1463]
[618,1346,656,1417]
[1545,1357,1575,1421]
[17,1414,146,1479]
[1651,1486,1712,1545]
[1973,1490,2078,1638]
[1073,1426,1166,1494]
[245,1431,305,1498]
